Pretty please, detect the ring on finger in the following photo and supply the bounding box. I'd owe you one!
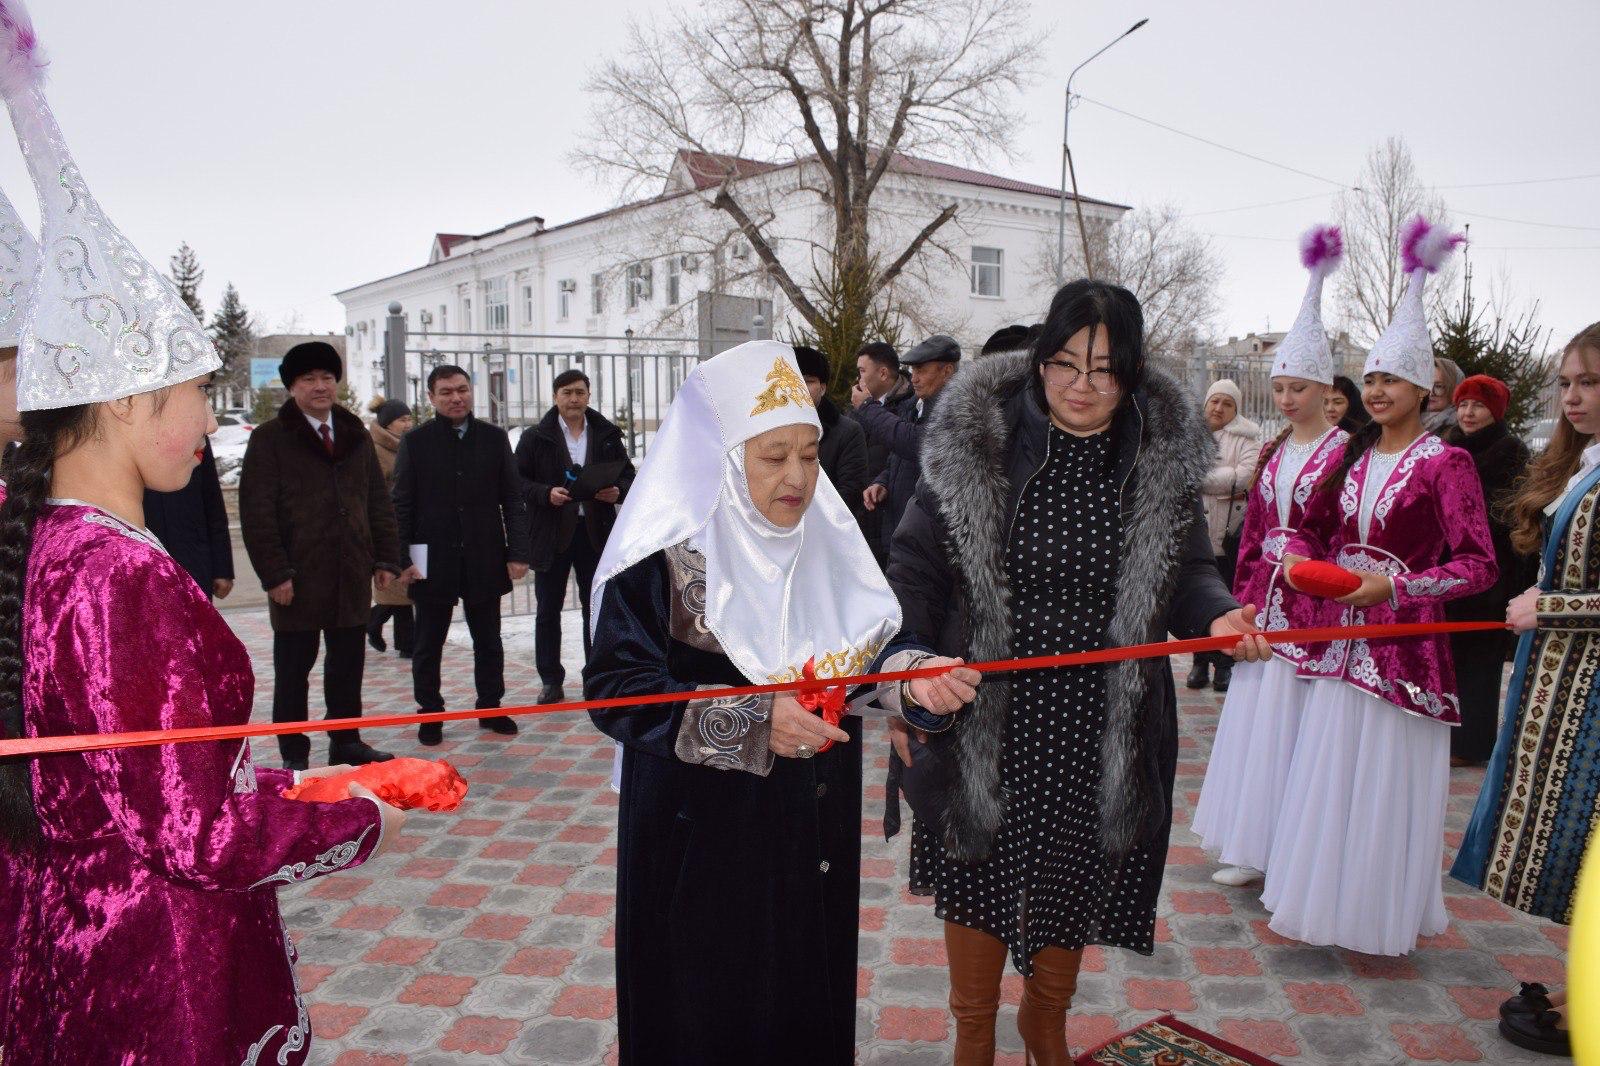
[794,744,816,759]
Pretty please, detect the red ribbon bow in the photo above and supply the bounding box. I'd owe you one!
[795,656,846,753]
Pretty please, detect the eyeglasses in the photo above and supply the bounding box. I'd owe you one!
[1040,360,1118,395]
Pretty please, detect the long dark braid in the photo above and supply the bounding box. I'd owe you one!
[1316,418,1383,497]
[1249,425,1293,492]
[0,405,98,846]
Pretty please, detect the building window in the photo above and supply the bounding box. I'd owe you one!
[439,305,448,334]
[462,297,472,332]
[970,247,1003,297]
[557,279,576,321]
[590,273,604,315]
[522,284,534,325]
[667,256,682,305]
[483,277,509,332]
[626,261,653,311]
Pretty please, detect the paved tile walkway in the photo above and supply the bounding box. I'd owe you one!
[219,607,1567,1065]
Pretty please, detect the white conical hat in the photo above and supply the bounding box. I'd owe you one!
[1270,224,1343,384]
[0,1,219,410]
[0,184,39,347]
[1363,216,1463,390]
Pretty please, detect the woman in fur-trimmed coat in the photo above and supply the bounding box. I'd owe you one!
[876,280,1266,1065]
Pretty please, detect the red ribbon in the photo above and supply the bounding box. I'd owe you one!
[795,656,847,752]
[0,620,1506,760]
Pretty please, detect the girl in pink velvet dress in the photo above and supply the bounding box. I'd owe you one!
[1271,219,1496,955]
[0,9,404,1059]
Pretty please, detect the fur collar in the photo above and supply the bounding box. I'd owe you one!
[919,353,1217,860]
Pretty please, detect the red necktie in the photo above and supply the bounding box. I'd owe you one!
[318,423,333,457]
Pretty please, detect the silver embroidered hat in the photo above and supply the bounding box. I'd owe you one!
[0,0,218,410]
[1363,216,1464,390]
[1270,224,1343,384]
[0,184,38,347]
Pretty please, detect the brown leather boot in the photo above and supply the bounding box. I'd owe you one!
[1017,945,1084,1066]
[944,920,1008,1066]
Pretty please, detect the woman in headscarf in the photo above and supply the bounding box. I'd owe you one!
[1191,378,1262,692]
[875,280,1267,1063]
[1441,374,1531,766]
[585,341,901,1065]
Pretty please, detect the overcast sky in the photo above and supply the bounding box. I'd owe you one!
[2,0,1594,349]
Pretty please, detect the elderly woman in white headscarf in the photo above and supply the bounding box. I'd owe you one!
[585,341,902,1065]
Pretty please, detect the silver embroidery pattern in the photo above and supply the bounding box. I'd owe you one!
[80,510,164,550]
[248,824,375,890]
[229,740,259,796]
[240,917,310,1065]
[1400,575,1466,598]
[676,690,771,771]
[1372,436,1443,531]
[1261,530,1290,565]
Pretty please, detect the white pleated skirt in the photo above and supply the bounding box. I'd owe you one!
[1192,655,1310,872]
[1260,679,1450,955]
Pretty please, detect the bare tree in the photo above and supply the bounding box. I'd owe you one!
[1028,204,1223,362]
[1334,138,1454,344]
[574,0,1038,375]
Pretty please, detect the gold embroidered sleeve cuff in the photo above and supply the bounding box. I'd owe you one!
[674,685,776,776]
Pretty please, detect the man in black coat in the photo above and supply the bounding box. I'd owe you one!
[851,335,960,559]
[144,439,235,600]
[515,369,636,704]
[846,341,912,564]
[394,365,532,745]
[793,345,869,521]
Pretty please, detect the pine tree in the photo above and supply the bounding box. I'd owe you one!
[169,242,205,321]
[208,282,254,375]
[1432,288,1554,434]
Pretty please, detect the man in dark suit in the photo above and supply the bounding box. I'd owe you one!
[846,341,913,565]
[851,335,960,559]
[144,439,235,600]
[394,364,532,745]
[514,369,636,704]
[238,341,402,770]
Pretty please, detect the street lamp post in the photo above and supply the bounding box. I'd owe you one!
[1056,18,1149,287]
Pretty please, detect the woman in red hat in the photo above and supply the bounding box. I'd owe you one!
[1443,374,1533,765]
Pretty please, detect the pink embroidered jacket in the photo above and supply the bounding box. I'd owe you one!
[1285,433,1497,722]
[1232,427,1348,663]
[2,503,383,1065]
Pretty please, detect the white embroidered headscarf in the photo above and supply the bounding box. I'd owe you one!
[591,340,900,685]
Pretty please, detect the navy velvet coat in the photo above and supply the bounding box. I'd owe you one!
[585,551,860,1065]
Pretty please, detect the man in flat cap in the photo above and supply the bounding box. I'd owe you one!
[239,340,403,770]
[851,334,960,555]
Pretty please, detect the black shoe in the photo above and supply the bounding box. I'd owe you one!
[328,740,394,766]
[367,628,386,653]
[1499,1009,1571,1056]
[284,758,309,773]
[1213,663,1232,692]
[417,721,443,746]
[1185,660,1209,689]
[396,646,413,660]
[481,715,519,736]
[1501,982,1554,1022]
[539,683,566,704]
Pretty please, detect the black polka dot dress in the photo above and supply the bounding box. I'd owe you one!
[909,425,1165,974]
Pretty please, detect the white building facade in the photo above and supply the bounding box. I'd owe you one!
[334,151,1127,427]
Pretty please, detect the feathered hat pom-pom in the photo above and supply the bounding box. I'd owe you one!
[1400,214,1465,275]
[1298,224,1344,274]
[0,0,46,101]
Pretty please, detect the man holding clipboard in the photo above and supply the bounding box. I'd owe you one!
[515,369,637,703]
